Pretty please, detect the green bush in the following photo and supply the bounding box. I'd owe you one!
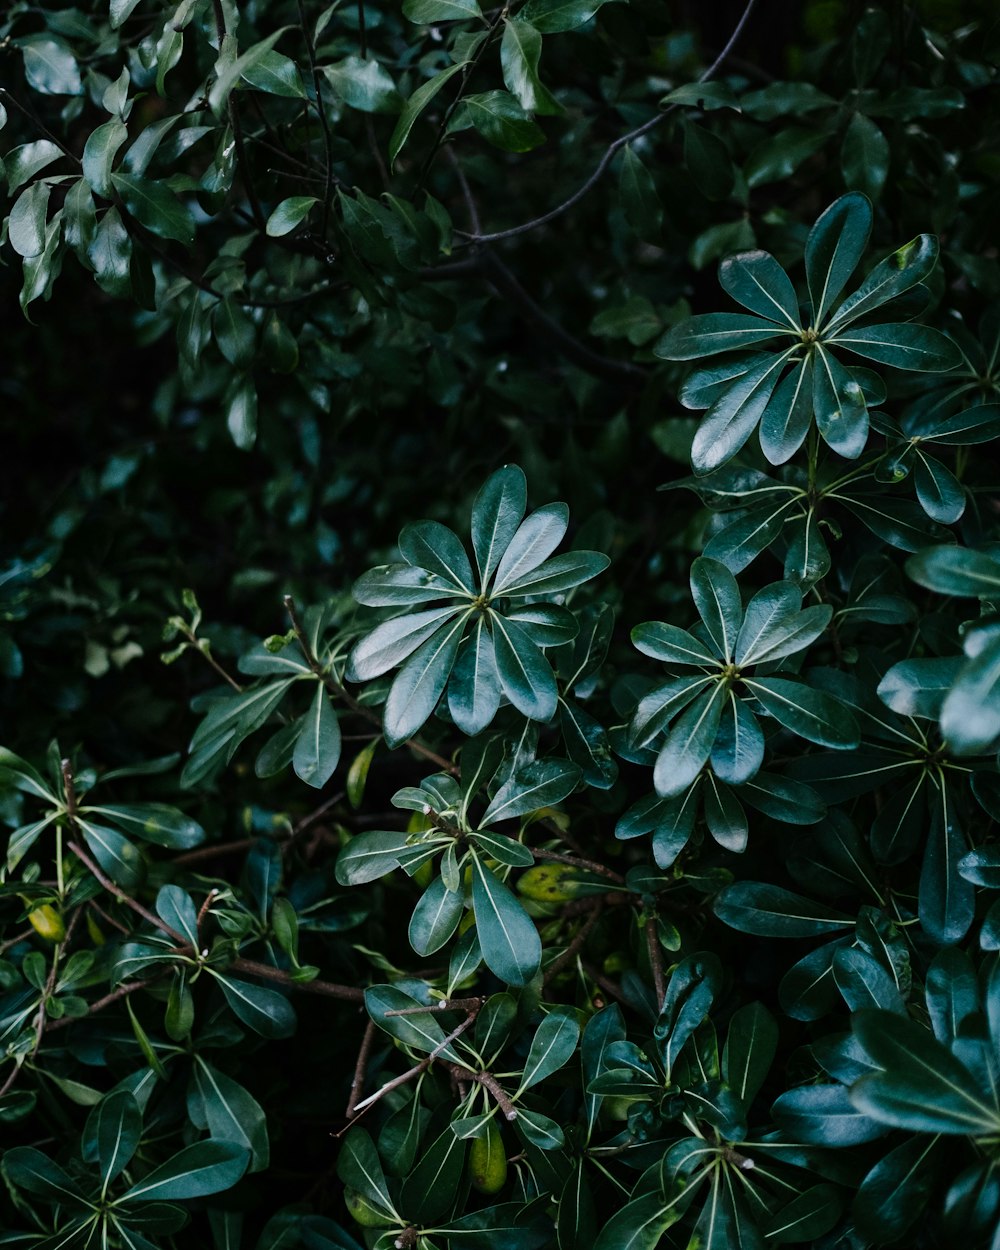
[2,1,1000,1247]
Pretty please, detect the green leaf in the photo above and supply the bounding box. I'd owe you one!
[833,947,906,1014]
[208,29,293,115]
[1,1147,90,1206]
[19,36,82,96]
[656,312,790,360]
[719,250,800,329]
[183,679,296,787]
[400,520,476,592]
[111,173,195,245]
[408,874,465,956]
[156,884,199,946]
[826,235,940,332]
[403,0,483,20]
[214,974,297,1039]
[242,50,307,98]
[491,503,569,595]
[918,801,975,945]
[746,677,860,747]
[462,91,546,153]
[400,1123,466,1222]
[766,1184,842,1244]
[692,350,794,473]
[335,830,414,885]
[482,757,582,822]
[265,196,318,237]
[384,614,468,747]
[684,119,734,201]
[772,1084,885,1145]
[494,550,609,597]
[652,682,726,797]
[123,1141,249,1201]
[364,984,463,1062]
[559,698,618,789]
[759,356,814,464]
[710,694,763,786]
[517,1008,580,1093]
[745,126,826,188]
[520,0,617,32]
[941,634,1000,753]
[390,61,470,167]
[8,183,50,259]
[715,882,854,937]
[293,685,341,788]
[501,18,561,115]
[471,465,528,585]
[83,1090,142,1188]
[0,746,57,800]
[662,81,740,111]
[913,451,964,524]
[877,656,961,718]
[592,1189,691,1250]
[323,56,402,114]
[813,344,869,458]
[831,323,961,372]
[841,113,889,201]
[87,804,205,849]
[853,1136,939,1244]
[82,119,128,197]
[806,191,872,326]
[619,145,662,241]
[3,140,64,194]
[654,951,721,1076]
[469,829,533,867]
[722,1001,778,1106]
[849,1009,1000,1134]
[354,563,462,607]
[906,545,1000,597]
[78,819,144,890]
[631,621,717,666]
[111,0,145,29]
[194,1057,269,1171]
[736,582,830,666]
[449,616,502,735]
[491,614,558,721]
[348,606,465,681]
[470,853,541,986]
[690,556,742,661]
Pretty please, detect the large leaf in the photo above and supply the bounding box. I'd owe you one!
[691,350,794,473]
[470,854,541,986]
[719,251,801,328]
[213,974,297,1039]
[194,1058,269,1171]
[293,684,341,788]
[652,683,726,797]
[656,313,791,360]
[517,1008,580,1093]
[472,465,527,586]
[849,1009,1000,1135]
[805,191,871,325]
[491,614,558,721]
[715,882,854,937]
[745,677,860,747]
[481,757,580,824]
[383,614,469,747]
[122,1141,249,1201]
[825,234,940,331]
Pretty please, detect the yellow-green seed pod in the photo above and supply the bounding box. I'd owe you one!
[344,1185,395,1228]
[28,904,65,943]
[468,1117,507,1194]
[516,863,588,903]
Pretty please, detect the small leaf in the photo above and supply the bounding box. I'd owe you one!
[265,196,318,237]
[293,685,341,788]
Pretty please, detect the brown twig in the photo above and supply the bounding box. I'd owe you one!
[67,838,185,943]
[531,845,624,883]
[581,960,629,1007]
[475,1070,518,1121]
[46,981,147,1032]
[346,1019,377,1117]
[345,1009,479,1120]
[384,997,484,1017]
[230,956,364,1002]
[296,0,337,233]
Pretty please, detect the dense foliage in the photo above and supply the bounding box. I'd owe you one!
[2,0,1000,1247]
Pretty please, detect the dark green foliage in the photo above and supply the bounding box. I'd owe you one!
[2,1,1000,1248]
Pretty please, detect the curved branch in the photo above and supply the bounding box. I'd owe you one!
[460,0,759,245]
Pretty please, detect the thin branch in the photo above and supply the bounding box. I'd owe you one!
[475,1069,518,1121]
[581,960,629,1007]
[284,594,459,776]
[297,0,337,234]
[230,956,364,1002]
[531,845,624,883]
[347,1008,479,1119]
[46,981,146,1032]
[461,0,759,243]
[346,1019,377,1117]
[67,838,184,942]
[0,87,81,164]
[385,997,483,1017]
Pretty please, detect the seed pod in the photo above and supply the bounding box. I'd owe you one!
[28,904,65,943]
[344,1185,395,1228]
[467,1116,507,1194]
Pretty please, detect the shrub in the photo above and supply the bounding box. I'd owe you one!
[2,2,1000,1248]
